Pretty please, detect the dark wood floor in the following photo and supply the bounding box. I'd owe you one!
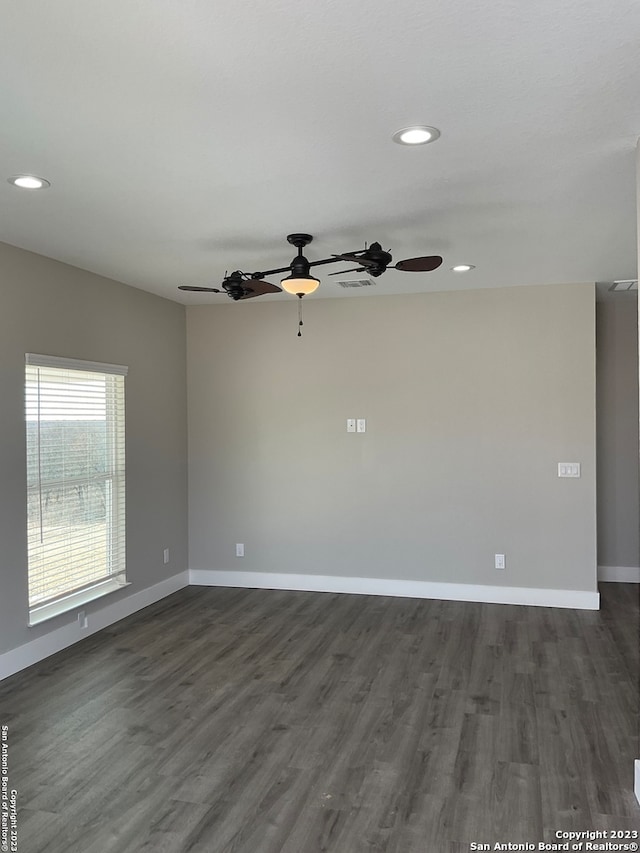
[1,583,639,852]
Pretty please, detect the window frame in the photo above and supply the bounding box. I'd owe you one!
[25,354,128,626]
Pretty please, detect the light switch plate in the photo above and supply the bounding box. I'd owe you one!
[357,418,366,433]
[347,419,356,433]
[558,463,581,478]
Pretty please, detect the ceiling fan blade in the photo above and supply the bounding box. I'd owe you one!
[237,280,283,300]
[393,255,443,272]
[328,267,366,276]
[331,252,376,267]
[178,285,223,292]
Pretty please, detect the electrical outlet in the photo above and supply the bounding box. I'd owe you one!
[346,419,356,433]
[236,543,244,557]
[494,554,506,570]
[357,418,366,433]
[163,548,170,564]
[78,611,88,629]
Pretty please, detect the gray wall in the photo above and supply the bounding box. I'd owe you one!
[596,295,640,569]
[0,241,188,655]
[187,283,597,592]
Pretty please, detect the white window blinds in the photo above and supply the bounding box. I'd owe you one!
[25,354,127,620]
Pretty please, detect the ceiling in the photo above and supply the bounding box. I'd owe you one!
[1,0,639,304]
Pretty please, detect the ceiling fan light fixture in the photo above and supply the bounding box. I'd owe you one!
[8,174,51,189]
[452,264,475,272]
[280,274,320,296]
[392,126,440,146]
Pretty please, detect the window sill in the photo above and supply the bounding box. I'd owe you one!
[29,579,131,626]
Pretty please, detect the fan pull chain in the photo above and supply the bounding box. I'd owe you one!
[297,294,303,337]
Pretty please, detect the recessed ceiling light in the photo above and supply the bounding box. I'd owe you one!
[8,175,51,190]
[451,264,475,272]
[392,126,440,146]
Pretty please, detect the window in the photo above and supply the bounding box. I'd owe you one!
[25,354,127,625]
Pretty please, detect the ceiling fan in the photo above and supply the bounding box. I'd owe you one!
[178,233,443,301]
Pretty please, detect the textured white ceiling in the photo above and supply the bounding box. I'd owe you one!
[0,0,638,303]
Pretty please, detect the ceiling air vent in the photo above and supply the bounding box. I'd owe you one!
[609,280,638,292]
[336,279,376,289]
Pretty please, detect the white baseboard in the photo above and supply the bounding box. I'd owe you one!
[189,570,600,611]
[635,760,640,806]
[0,571,189,682]
[598,565,640,583]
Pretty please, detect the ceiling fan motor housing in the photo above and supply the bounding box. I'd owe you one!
[222,270,246,300]
[363,242,393,276]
